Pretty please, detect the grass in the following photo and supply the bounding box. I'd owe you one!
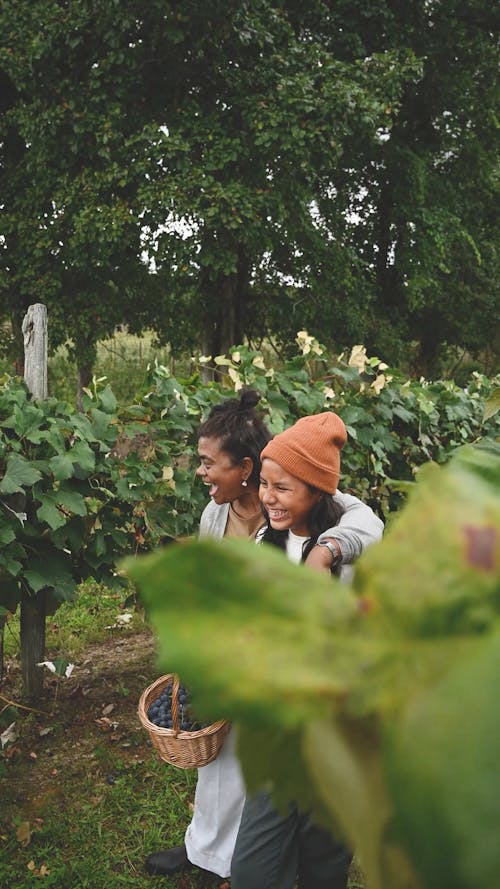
[0,588,365,889]
[0,588,226,889]
[0,753,214,888]
[2,580,144,664]
[46,331,183,405]
[1,329,178,406]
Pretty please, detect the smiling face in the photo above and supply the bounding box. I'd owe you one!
[197,436,250,505]
[259,457,322,537]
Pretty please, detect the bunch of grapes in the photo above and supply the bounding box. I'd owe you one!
[147,680,207,732]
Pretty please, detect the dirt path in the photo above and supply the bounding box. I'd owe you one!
[1,628,232,888]
[1,629,159,813]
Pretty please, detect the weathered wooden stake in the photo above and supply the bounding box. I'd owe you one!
[21,303,48,700]
[22,303,48,400]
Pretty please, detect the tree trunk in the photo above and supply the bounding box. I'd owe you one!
[0,614,5,682]
[20,588,46,701]
[412,317,442,378]
[77,363,93,411]
[11,309,26,377]
[200,250,249,372]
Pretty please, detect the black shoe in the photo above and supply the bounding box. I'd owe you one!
[145,844,190,875]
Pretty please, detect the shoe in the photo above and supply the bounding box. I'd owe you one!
[144,844,190,875]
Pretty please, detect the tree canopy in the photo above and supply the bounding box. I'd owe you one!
[0,1,498,380]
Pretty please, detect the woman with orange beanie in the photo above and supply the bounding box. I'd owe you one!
[230,412,364,889]
[146,397,382,882]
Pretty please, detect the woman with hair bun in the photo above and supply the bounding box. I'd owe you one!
[145,391,383,881]
[196,387,272,542]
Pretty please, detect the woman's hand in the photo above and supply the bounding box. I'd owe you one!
[304,538,342,574]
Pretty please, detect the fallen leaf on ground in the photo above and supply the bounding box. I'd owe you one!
[39,726,54,737]
[0,721,17,748]
[95,717,119,732]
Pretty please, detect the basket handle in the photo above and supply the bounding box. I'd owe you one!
[171,674,180,736]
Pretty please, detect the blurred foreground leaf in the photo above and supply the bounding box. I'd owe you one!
[386,631,500,889]
[125,444,500,889]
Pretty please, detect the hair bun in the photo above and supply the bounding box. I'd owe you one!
[238,388,261,412]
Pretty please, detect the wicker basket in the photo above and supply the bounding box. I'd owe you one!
[138,674,230,769]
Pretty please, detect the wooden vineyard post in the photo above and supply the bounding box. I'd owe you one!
[20,304,48,700]
[22,303,48,401]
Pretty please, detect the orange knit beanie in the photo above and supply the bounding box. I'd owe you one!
[260,412,347,494]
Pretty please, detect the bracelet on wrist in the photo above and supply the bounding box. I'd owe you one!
[315,539,342,569]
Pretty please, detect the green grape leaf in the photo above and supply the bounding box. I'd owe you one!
[98,385,117,414]
[0,556,22,577]
[124,445,500,889]
[68,440,95,473]
[0,574,20,610]
[36,483,86,528]
[385,631,500,889]
[302,718,417,889]
[55,488,87,516]
[0,525,16,545]
[37,496,67,530]
[353,449,500,638]
[0,454,42,493]
[23,551,75,596]
[126,538,366,727]
[482,387,500,422]
[49,452,76,480]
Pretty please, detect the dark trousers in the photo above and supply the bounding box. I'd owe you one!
[231,790,352,889]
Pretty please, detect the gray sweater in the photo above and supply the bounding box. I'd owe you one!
[199,490,383,563]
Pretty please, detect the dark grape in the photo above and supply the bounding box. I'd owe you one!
[146,682,207,732]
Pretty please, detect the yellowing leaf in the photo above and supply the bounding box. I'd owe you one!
[348,344,367,372]
[371,373,386,394]
[228,366,243,390]
[252,355,266,369]
[483,387,500,422]
[0,721,17,748]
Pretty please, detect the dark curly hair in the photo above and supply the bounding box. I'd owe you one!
[198,388,272,486]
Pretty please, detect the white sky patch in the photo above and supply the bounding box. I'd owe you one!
[140,212,200,270]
